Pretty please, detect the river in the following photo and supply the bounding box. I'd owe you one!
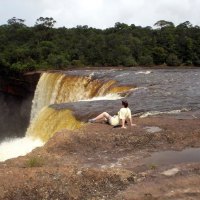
[51,67,200,120]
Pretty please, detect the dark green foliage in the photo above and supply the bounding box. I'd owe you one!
[193,55,200,66]
[152,47,167,65]
[35,17,56,28]
[154,20,174,28]
[123,57,138,67]
[166,54,181,66]
[1,18,200,74]
[47,53,70,69]
[139,55,153,66]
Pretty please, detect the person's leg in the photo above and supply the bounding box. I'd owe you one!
[93,112,111,121]
[103,117,108,122]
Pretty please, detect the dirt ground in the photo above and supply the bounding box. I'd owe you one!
[1,116,200,199]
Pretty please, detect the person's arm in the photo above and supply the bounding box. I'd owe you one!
[121,118,127,129]
[118,108,127,128]
[129,116,136,126]
[128,108,136,126]
[118,108,124,128]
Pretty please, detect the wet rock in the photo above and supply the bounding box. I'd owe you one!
[143,126,162,133]
[1,117,200,199]
[161,168,179,176]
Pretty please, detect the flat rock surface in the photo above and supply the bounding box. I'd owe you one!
[1,116,200,199]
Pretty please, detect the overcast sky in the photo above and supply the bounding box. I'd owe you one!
[0,0,200,29]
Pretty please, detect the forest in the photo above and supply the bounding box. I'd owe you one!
[0,17,200,75]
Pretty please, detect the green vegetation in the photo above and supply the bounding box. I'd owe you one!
[149,164,158,170]
[26,156,44,167]
[1,18,200,75]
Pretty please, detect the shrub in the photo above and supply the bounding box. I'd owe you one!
[123,57,138,67]
[166,54,181,66]
[184,60,193,66]
[193,56,200,66]
[48,54,70,69]
[149,164,157,170]
[152,47,167,65]
[71,59,84,67]
[26,156,44,167]
[139,55,154,66]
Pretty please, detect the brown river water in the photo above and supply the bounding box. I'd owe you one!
[51,67,200,120]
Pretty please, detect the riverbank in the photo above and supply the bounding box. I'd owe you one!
[1,116,200,199]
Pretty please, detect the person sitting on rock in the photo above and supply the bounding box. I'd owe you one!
[88,100,136,129]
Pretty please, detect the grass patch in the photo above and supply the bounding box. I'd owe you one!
[149,164,157,170]
[26,156,44,167]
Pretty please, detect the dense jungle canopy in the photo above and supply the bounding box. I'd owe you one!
[0,17,200,75]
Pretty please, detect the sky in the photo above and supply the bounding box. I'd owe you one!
[0,0,200,29]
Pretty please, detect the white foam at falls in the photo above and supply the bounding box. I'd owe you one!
[79,93,123,101]
[88,72,95,79]
[30,73,66,121]
[135,70,152,75]
[139,108,189,118]
[133,87,147,91]
[79,87,144,102]
[0,137,44,162]
[115,72,129,77]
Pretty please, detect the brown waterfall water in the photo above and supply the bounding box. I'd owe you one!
[26,107,82,142]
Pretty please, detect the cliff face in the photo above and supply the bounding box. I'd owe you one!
[0,72,40,96]
[0,72,40,140]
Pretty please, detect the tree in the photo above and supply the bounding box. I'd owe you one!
[154,20,174,29]
[139,55,153,66]
[123,57,137,67]
[35,17,56,28]
[177,21,193,29]
[114,22,129,30]
[152,47,167,65]
[38,41,55,59]
[48,53,70,68]
[7,17,26,27]
[166,54,181,66]
[1,17,200,73]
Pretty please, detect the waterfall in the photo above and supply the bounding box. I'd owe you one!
[26,107,82,142]
[0,71,134,161]
[26,72,134,141]
[30,72,133,121]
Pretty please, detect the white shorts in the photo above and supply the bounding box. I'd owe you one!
[109,115,120,126]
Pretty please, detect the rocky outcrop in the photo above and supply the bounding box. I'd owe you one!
[1,117,200,199]
[0,72,40,96]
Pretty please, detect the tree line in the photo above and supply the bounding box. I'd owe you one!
[0,17,200,75]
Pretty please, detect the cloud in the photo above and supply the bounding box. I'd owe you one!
[0,0,200,28]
